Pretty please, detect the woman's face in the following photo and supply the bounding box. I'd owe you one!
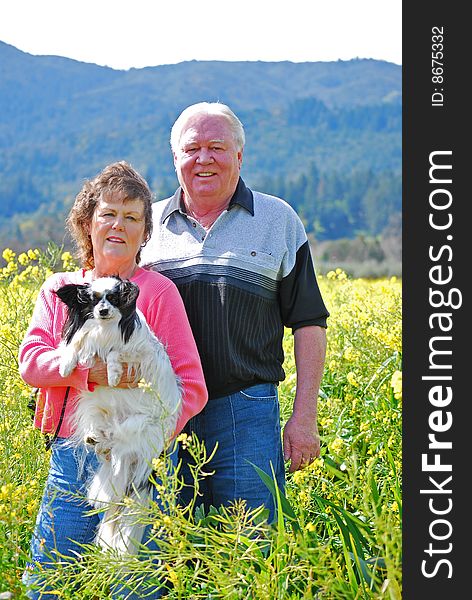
[89,191,146,276]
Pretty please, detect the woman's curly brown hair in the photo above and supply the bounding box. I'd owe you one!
[66,161,154,269]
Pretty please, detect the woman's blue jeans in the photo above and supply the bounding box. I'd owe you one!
[23,438,175,599]
[178,383,286,522]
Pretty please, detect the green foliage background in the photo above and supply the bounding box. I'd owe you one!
[1,41,401,264]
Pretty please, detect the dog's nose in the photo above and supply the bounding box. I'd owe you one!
[99,308,109,317]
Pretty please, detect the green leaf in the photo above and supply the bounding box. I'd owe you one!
[246,460,301,534]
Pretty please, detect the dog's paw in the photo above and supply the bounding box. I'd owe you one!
[59,357,76,377]
[107,362,122,387]
[107,371,121,387]
[105,351,122,387]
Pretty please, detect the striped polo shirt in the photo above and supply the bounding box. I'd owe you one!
[141,178,329,400]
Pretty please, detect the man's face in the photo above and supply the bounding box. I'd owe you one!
[174,113,243,205]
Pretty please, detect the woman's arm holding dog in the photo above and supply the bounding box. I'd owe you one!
[88,360,137,388]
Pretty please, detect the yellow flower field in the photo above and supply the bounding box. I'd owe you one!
[0,247,402,599]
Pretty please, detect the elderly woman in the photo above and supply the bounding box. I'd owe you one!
[19,161,207,599]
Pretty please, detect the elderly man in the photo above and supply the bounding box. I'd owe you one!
[141,102,329,520]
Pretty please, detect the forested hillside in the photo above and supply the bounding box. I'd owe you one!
[0,41,401,272]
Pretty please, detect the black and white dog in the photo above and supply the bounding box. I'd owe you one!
[55,276,181,553]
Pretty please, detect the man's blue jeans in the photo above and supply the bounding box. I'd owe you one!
[23,438,174,599]
[178,383,286,521]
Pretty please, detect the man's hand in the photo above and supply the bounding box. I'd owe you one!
[88,358,138,388]
[284,326,326,473]
[283,414,320,473]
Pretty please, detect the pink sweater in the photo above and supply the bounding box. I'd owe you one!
[18,267,208,438]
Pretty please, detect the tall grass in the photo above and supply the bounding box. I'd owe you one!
[0,250,402,599]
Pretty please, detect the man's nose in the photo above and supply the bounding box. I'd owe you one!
[196,147,214,163]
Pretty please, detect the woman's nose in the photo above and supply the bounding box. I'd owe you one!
[112,216,125,230]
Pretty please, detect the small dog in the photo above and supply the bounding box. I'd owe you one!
[55,276,182,553]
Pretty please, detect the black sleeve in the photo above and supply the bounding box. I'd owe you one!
[279,241,329,331]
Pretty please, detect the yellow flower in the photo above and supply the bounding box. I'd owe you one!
[343,346,359,362]
[335,268,348,281]
[165,564,179,586]
[61,251,77,271]
[347,372,358,387]
[137,378,152,391]
[391,370,402,400]
[292,470,307,485]
[298,489,309,504]
[152,456,166,472]
[18,253,30,266]
[2,248,16,263]
[329,437,345,455]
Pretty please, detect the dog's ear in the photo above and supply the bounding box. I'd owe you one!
[55,284,90,307]
[119,280,140,307]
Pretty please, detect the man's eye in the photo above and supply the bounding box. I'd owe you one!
[126,215,137,221]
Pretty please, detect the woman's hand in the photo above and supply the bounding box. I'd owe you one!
[87,358,138,388]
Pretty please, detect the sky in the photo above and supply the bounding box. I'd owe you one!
[0,0,401,70]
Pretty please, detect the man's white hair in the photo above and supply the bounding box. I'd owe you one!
[170,102,245,153]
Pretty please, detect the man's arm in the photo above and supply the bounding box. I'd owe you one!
[282,325,327,473]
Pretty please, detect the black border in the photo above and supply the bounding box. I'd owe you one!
[403,3,466,596]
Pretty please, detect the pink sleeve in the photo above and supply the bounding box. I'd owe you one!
[146,281,208,436]
[18,279,89,391]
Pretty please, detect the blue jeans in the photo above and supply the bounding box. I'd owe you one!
[178,383,286,522]
[23,438,175,599]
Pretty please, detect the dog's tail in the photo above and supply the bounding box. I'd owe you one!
[95,486,152,554]
[86,457,155,554]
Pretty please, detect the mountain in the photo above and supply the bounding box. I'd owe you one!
[0,41,401,252]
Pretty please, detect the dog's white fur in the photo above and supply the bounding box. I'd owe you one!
[57,276,181,553]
